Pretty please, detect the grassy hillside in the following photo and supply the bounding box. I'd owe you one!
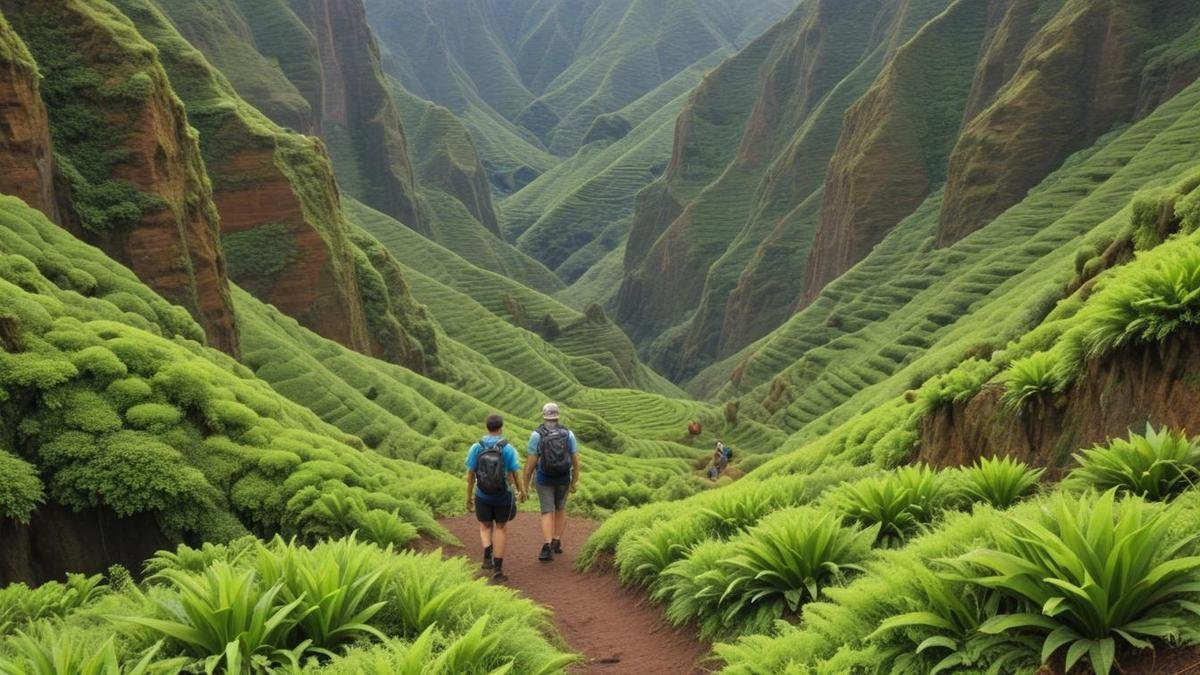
[0,196,459,557]
[697,78,1200,449]
[363,0,791,195]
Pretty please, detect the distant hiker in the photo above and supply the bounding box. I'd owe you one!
[523,402,579,562]
[466,414,526,582]
[708,441,731,480]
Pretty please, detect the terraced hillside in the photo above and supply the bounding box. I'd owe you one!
[365,0,791,182]
[5,1,1200,673]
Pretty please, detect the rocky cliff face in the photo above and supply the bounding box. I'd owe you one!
[800,0,993,303]
[1,0,240,356]
[0,16,57,222]
[116,0,439,374]
[918,334,1200,469]
[936,0,1200,245]
[285,0,425,234]
[615,0,953,379]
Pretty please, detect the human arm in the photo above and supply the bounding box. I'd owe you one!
[569,431,580,493]
[505,445,527,502]
[523,432,539,492]
[509,471,526,502]
[464,443,479,512]
[570,452,580,493]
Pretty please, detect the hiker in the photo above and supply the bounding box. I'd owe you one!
[466,414,526,582]
[708,441,731,480]
[523,402,579,562]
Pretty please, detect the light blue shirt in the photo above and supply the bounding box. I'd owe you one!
[528,427,578,486]
[465,435,520,504]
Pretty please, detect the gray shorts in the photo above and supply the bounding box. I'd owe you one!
[535,482,569,514]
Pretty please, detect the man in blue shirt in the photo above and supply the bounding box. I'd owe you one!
[522,402,579,562]
[466,414,525,581]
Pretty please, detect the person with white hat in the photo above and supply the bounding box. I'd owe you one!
[522,402,579,562]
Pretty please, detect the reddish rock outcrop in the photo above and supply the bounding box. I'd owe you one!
[208,142,373,353]
[918,334,1200,470]
[2,0,240,356]
[0,19,57,221]
[287,0,426,234]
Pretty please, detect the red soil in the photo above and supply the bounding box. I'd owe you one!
[438,514,711,674]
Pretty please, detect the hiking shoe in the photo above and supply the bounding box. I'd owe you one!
[538,543,553,562]
[551,539,563,555]
[482,546,494,570]
[492,570,508,583]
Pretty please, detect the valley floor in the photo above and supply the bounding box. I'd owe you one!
[438,515,709,674]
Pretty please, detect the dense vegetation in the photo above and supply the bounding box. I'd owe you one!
[3,0,1200,673]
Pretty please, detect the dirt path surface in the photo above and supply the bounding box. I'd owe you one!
[438,514,711,674]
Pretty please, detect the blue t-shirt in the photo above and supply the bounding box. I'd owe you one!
[528,427,578,486]
[465,436,521,504]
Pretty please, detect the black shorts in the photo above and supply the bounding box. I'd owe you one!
[476,496,516,524]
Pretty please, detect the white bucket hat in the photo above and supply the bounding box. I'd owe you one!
[542,402,560,420]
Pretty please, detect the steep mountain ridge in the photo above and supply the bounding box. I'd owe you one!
[0,0,240,357]
[363,0,792,196]
[615,0,956,380]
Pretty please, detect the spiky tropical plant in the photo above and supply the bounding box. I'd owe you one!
[1083,246,1200,357]
[120,563,311,673]
[0,630,184,675]
[1001,351,1060,409]
[837,465,955,547]
[868,571,1038,674]
[960,456,1044,509]
[1067,425,1200,500]
[253,536,388,651]
[705,510,876,630]
[944,490,1200,675]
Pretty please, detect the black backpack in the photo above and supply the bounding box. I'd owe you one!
[476,439,508,496]
[537,425,572,478]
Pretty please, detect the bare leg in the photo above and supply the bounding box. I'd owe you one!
[554,509,567,539]
[540,512,554,543]
[478,521,493,549]
[493,522,508,558]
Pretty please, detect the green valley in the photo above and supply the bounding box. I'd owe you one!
[2,0,1200,673]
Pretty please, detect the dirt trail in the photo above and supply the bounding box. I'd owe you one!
[438,514,711,674]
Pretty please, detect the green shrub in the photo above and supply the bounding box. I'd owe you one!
[202,399,259,434]
[914,358,995,414]
[1082,245,1200,357]
[48,431,203,517]
[1067,425,1200,500]
[615,518,702,587]
[0,573,106,637]
[944,490,1200,675]
[144,539,255,577]
[836,465,956,547]
[1001,351,1060,409]
[253,536,387,650]
[960,456,1044,509]
[0,352,78,391]
[62,390,122,433]
[68,346,127,381]
[0,629,182,675]
[120,563,311,673]
[711,510,875,631]
[0,451,44,523]
[104,377,152,410]
[355,510,419,548]
[123,403,182,432]
[867,571,1038,674]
